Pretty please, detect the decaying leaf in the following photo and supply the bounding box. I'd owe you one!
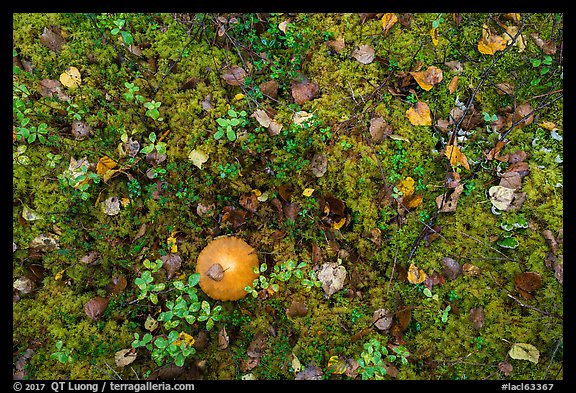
[397,177,415,197]
[188,149,209,169]
[441,257,462,280]
[13,276,35,295]
[71,120,92,140]
[327,356,347,375]
[430,27,439,46]
[381,13,398,34]
[444,144,470,170]
[286,300,308,318]
[463,262,482,277]
[352,44,375,65]
[293,111,314,126]
[504,25,526,52]
[292,81,319,104]
[84,296,110,320]
[311,153,328,177]
[251,109,272,128]
[410,66,443,91]
[218,326,229,350]
[39,79,69,101]
[161,253,182,279]
[509,343,540,364]
[295,363,324,380]
[369,116,392,142]
[406,101,432,126]
[317,262,347,297]
[40,26,65,53]
[515,272,542,300]
[259,80,279,99]
[478,24,507,55]
[489,186,515,211]
[96,156,118,176]
[103,196,121,216]
[59,66,82,88]
[22,205,42,221]
[436,183,464,213]
[326,37,345,53]
[221,65,247,86]
[144,314,158,331]
[240,192,260,213]
[469,306,485,329]
[407,263,426,284]
[29,233,60,252]
[530,32,557,55]
[373,308,393,331]
[512,102,534,129]
[115,348,137,368]
[499,361,513,377]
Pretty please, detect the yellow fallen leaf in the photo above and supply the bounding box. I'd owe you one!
[96,156,118,176]
[333,217,347,230]
[404,194,423,209]
[251,189,262,197]
[407,263,426,284]
[504,25,525,52]
[381,13,398,34]
[430,27,439,46]
[302,188,315,197]
[144,315,158,331]
[411,66,443,91]
[55,269,66,281]
[538,121,558,131]
[103,169,122,183]
[327,355,347,374]
[120,197,130,207]
[188,149,209,169]
[397,177,415,197]
[233,93,245,101]
[444,144,470,170]
[478,24,507,55]
[406,101,432,126]
[174,332,195,347]
[59,66,82,88]
[167,236,178,253]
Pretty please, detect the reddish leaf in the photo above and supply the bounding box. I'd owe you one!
[292,81,319,104]
[515,272,543,299]
[84,296,110,320]
[259,80,279,99]
[240,192,260,213]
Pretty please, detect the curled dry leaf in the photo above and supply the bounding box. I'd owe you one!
[317,262,347,297]
[444,145,470,170]
[410,66,443,91]
[381,13,398,34]
[84,296,110,320]
[512,103,534,129]
[499,361,513,377]
[60,66,82,89]
[448,75,459,94]
[251,109,272,128]
[406,101,432,126]
[240,192,260,213]
[115,349,137,368]
[530,33,557,55]
[444,60,462,74]
[14,276,35,295]
[221,65,247,86]
[407,263,426,284]
[499,172,522,190]
[478,24,507,55]
[436,183,464,213]
[489,186,515,211]
[352,44,375,64]
[218,326,229,350]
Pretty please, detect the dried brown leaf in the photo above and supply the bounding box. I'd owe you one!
[161,253,182,279]
[259,80,279,99]
[530,32,557,55]
[369,116,392,142]
[221,65,247,86]
[311,153,328,177]
[291,81,319,104]
[410,66,443,91]
[352,44,375,64]
[286,300,308,318]
[469,306,485,329]
[40,27,65,53]
[84,296,110,320]
[441,257,462,280]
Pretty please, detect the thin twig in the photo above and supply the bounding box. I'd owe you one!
[507,294,562,319]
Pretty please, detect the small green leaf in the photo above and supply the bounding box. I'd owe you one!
[216,118,228,127]
[497,237,519,249]
[226,128,236,141]
[188,273,201,287]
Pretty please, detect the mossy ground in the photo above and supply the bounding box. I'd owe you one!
[13,13,563,381]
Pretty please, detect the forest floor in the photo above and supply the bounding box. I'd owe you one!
[13,13,563,381]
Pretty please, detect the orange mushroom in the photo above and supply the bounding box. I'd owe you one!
[196,236,259,301]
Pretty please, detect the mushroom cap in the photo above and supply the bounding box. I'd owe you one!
[196,236,259,301]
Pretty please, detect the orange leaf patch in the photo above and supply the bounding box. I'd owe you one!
[96,156,118,176]
[406,101,432,126]
[407,263,426,284]
[410,66,443,91]
[444,144,470,170]
[478,24,507,55]
[381,13,398,34]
